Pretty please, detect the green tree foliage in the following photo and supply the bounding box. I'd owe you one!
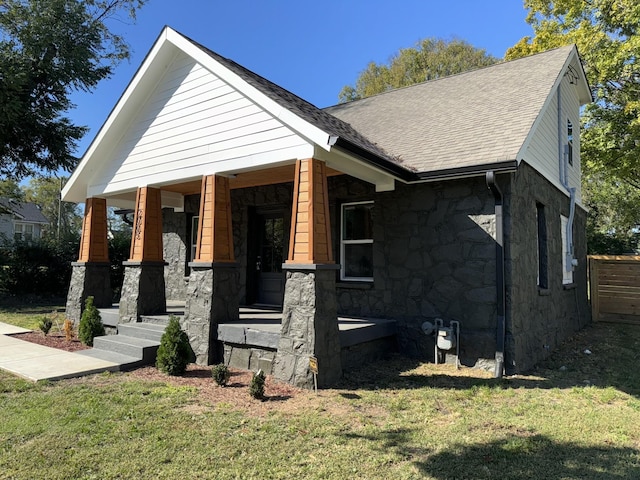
[339,38,498,102]
[78,296,105,346]
[24,176,82,240]
[156,315,191,376]
[0,180,25,200]
[506,0,640,252]
[0,0,145,179]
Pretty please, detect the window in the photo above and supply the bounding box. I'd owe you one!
[190,216,199,261]
[561,215,574,285]
[536,203,548,289]
[341,202,374,281]
[567,119,573,166]
[14,223,33,242]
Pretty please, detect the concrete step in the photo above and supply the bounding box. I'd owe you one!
[118,322,166,342]
[76,349,146,371]
[93,335,159,364]
[99,309,120,328]
[138,315,177,326]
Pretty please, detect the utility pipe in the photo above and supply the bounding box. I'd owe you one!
[486,171,506,378]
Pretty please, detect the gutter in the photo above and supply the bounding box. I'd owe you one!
[486,171,506,379]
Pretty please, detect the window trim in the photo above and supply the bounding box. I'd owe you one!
[190,215,199,261]
[567,119,574,166]
[340,201,374,282]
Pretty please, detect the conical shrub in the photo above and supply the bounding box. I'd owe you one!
[78,296,105,346]
[156,315,191,376]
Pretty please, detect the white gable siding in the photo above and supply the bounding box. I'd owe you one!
[524,72,583,204]
[88,53,312,196]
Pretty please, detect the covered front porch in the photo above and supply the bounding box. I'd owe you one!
[66,156,397,388]
[98,301,397,374]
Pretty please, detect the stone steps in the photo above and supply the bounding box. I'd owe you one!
[85,322,167,371]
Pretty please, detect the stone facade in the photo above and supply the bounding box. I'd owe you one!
[65,262,112,323]
[162,208,188,301]
[504,162,590,373]
[328,175,499,368]
[118,262,167,323]
[183,264,240,365]
[157,167,589,376]
[274,267,342,388]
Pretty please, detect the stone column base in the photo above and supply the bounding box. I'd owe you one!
[119,261,167,323]
[274,264,342,389]
[184,262,240,365]
[65,262,112,324]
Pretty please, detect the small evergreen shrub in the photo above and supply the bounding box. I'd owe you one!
[211,364,231,386]
[38,316,53,336]
[249,369,266,400]
[78,296,105,346]
[156,315,191,376]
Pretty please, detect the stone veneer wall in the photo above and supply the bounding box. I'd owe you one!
[503,162,590,373]
[328,175,499,369]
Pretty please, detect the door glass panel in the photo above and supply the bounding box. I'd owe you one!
[261,217,284,273]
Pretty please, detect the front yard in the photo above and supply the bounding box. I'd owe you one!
[0,300,639,479]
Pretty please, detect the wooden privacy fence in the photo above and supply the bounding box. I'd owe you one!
[589,255,640,324]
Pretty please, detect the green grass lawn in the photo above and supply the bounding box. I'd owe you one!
[1,301,639,479]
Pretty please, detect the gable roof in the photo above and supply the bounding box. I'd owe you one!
[0,198,49,224]
[325,45,591,179]
[63,27,590,204]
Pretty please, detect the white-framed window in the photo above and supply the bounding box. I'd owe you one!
[190,215,199,261]
[340,201,374,281]
[14,223,34,242]
[561,215,573,285]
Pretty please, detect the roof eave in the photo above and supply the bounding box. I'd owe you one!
[413,160,518,182]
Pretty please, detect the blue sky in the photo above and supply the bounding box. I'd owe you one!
[69,0,534,157]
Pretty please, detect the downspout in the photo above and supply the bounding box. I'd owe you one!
[486,171,506,378]
[557,84,577,272]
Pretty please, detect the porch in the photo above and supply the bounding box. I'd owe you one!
[98,302,397,374]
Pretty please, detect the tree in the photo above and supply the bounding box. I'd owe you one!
[0,179,24,200]
[339,38,498,102]
[505,0,640,252]
[24,176,82,240]
[0,0,145,180]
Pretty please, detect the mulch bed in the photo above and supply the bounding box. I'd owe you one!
[10,332,90,352]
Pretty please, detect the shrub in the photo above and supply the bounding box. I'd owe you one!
[249,369,266,400]
[78,296,105,346]
[211,364,231,386]
[156,315,191,376]
[38,316,53,336]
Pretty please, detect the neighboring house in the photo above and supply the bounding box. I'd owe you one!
[0,197,49,244]
[62,27,592,387]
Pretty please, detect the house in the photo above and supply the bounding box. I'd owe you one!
[62,27,592,387]
[0,197,49,244]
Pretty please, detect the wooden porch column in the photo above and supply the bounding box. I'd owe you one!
[287,158,333,264]
[185,175,239,365]
[193,175,235,263]
[65,197,112,323]
[119,186,166,323]
[275,159,342,389]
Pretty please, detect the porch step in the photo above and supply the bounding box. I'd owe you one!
[118,322,166,342]
[90,323,165,368]
[76,349,145,371]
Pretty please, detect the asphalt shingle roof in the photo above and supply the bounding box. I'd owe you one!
[325,45,577,174]
[0,198,49,224]
[184,30,577,177]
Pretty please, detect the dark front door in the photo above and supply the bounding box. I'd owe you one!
[252,210,285,306]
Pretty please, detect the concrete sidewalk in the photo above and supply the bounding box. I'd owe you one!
[0,322,120,382]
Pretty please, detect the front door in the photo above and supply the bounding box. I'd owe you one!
[252,210,285,306]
